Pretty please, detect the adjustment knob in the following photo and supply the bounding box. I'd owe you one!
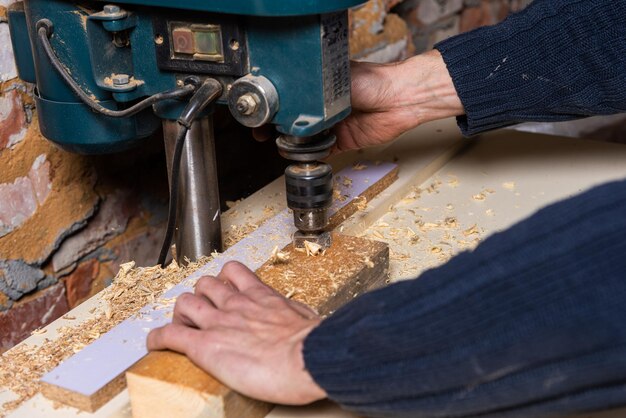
[228,75,278,127]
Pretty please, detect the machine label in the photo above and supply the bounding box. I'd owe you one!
[321,12,351,120]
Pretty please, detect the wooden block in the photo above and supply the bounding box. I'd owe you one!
[127,234,389,418]
[126,352,273,418]
[256,234,389,316]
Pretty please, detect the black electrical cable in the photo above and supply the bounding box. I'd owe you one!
[157,124,189,266]
[36,20,195,118]
[157,78,223,267]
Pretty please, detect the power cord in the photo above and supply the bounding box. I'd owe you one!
[37,19,195,118]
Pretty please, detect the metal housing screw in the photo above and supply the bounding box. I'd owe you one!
[236,94,259,116]
[112,74,130,86]
[103,4,121,15]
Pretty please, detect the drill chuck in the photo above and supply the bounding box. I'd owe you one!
[278,132,336,248]
[285,162,333,232]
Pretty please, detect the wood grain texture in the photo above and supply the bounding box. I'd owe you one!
[126,352,272,418]
[127,235,389,418]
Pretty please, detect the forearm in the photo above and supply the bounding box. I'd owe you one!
[435,0,626,136]
[303,179,626,418]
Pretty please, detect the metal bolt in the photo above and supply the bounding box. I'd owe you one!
[112,73,130,86]
[103,4,121,15]
[236,94,259,116]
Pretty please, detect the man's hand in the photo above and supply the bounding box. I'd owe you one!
[333,49,464,152]
[253,49,464,153]
[147,261,326,405]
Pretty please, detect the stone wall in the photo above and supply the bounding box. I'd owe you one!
[0,0,528,351]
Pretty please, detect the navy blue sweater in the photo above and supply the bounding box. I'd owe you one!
[437,0,626,136]
[303,1,626,417]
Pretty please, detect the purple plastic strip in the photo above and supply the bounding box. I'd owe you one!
[41,161,397,397]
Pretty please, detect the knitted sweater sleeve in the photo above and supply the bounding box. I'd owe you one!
[434,0,626,136]
[302,178,626,418]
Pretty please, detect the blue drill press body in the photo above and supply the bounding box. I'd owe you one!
[8,0,364,153]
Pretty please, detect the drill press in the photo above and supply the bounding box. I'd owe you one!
[8,0,366,264]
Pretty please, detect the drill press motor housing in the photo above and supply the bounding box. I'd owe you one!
[8,0,365,262]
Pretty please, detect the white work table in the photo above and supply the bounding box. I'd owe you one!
[2,119,626,418]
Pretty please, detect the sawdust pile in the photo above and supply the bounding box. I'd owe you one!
[256,234,387,314]
[0,258,209,416]
[224,223,260,248]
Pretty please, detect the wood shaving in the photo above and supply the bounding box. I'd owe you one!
[390,251,410,261]
[447,175,460,187]
[425,180,442,194]
[363,257,375,268]
[121,260,136,273]
[355,196,367,211]
[368,230,386,240]
[303,240,324,257]
[502,182,516,191]
[463,224,480,236]
[430,246,442,254]
[224,223,259,248]
[399,191,419,205]
[352,162,367,170]
[0,257,210,415]
[420,222,440,230]
[443,217,458,228]
[263,205,275,216]
[332,185,348,202]
[225,199,243,209]
[472,193,486,201]
[268,246,290,264]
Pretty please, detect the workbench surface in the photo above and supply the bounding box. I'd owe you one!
[2,119,626,418]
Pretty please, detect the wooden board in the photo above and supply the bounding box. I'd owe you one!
[38,161,398,413]
[126,234,389,418]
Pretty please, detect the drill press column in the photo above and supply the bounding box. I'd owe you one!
[163,118,222,263]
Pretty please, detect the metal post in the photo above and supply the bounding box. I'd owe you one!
[163,117,222,264]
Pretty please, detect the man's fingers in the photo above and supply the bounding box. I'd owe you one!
[195,275,238,308]
[218,261,268,292]
[174,293,225,329]
[147,323,203,353]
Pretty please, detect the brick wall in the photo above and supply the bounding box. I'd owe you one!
[351,0,534,61]
[0,0,528,351]
[0,0,172,350]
